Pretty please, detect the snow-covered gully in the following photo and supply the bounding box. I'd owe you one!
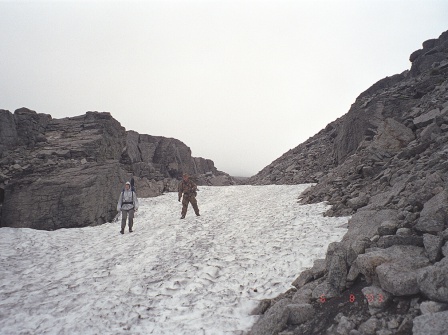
[0,185,348,334]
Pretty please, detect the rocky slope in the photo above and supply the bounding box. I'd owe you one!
[249,30,448,334]
[0,109,235,230]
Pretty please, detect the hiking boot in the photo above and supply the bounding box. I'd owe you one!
[180,215,185,219]
[129,229,133,233]
[196,213,200,216]
[120,230,124,234]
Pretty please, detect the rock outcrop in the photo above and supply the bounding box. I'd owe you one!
[249,30,448,335]
[0,109,235,229]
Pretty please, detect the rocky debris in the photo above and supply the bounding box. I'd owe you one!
[250,30,448,335]
[0,109,235,229]
[412,310,448,335]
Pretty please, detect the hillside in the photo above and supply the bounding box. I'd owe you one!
[249,30,448,334]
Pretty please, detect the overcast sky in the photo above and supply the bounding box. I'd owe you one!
[1,1,447,177]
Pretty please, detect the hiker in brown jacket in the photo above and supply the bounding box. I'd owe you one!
[178,173,200,219]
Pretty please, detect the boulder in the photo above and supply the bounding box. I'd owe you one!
[347,245,427,285]
[377,220,399,236]
[361,286,392,310]
[413,108,441,128]
[419,301,448,314]
[423,234,444,262]
[376,256,430,296]
[250,299,290,335]
[415,191,448,233]
[286,303,314,325]
[418,257,448,303]
[412,311,448,335]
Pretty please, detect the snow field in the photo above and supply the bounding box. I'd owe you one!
[0,185,348,334]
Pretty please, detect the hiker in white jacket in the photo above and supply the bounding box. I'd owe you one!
[117,181,139,234]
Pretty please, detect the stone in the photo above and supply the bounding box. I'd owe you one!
[376,235,423,248]
[286,303,314,325]
[413,108,441,128]
[415,191,448,233]
[347,245,427,285]
[292,288,312,304]
[292,259,326,289]
[419,301,448,314]
[361,286,392,310]
[376,256,430,296]
[423,234,443,262]
[396,228,412,236]
[347,194,369,210]
[336,316,356,335]
[442,241,448,257]
[250,299,290,335]
[374,118,415,150]
[377,220,399,236]
[418,257,448,303]
[358,317,381,335]
[412,311,448,335]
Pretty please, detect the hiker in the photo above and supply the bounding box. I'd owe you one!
[117,181,139,234]
[178,173,200,219]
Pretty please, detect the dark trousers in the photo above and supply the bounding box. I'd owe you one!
[121,208,135,231]
[182,195,199,216]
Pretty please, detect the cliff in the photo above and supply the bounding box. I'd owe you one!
[0,110,235,230]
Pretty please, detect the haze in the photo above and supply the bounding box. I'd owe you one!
[1,0,447,177]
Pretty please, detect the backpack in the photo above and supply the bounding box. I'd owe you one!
[121,178,136,205]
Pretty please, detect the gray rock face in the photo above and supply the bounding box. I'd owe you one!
[377,220,399,236]
[418,257,448,303]
[347,245,428,286]
[376,257,430,296]
[419,301,448,314]
[251,299,290,335]
[423,233,444,262]
[412,311,448,335]
[0,109,234,229]
[286,303,314,325]
[415,192,448,233]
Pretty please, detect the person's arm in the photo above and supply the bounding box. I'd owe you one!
[178,182,183,201]
[133,192,139,211]
[117,192,123,212]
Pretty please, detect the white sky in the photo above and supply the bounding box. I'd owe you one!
[1,1,447,177]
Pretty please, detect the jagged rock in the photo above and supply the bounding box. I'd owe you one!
[415,191,448,233]
[396,228,412,236]
[423,234,443,262]
[442,241,448,257]
[413,108,441,128]
[361,286,392,310]
[376,235,424,248]
[412,311,448,335]
[286,304,314,325]
[292,259,326,289]
[418,257,448,303]
[335,316,356,335]
[358,317,382,335]
[376,256,430,296]
[250,299,290,335]
[292,288,313,304]
[377,220,399,236]
[419,301,448,314]
[347,245,428,286]
[347,194,369,210]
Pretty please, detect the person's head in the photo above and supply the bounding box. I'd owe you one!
[182,173,189,181]
[125,181,131,190]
